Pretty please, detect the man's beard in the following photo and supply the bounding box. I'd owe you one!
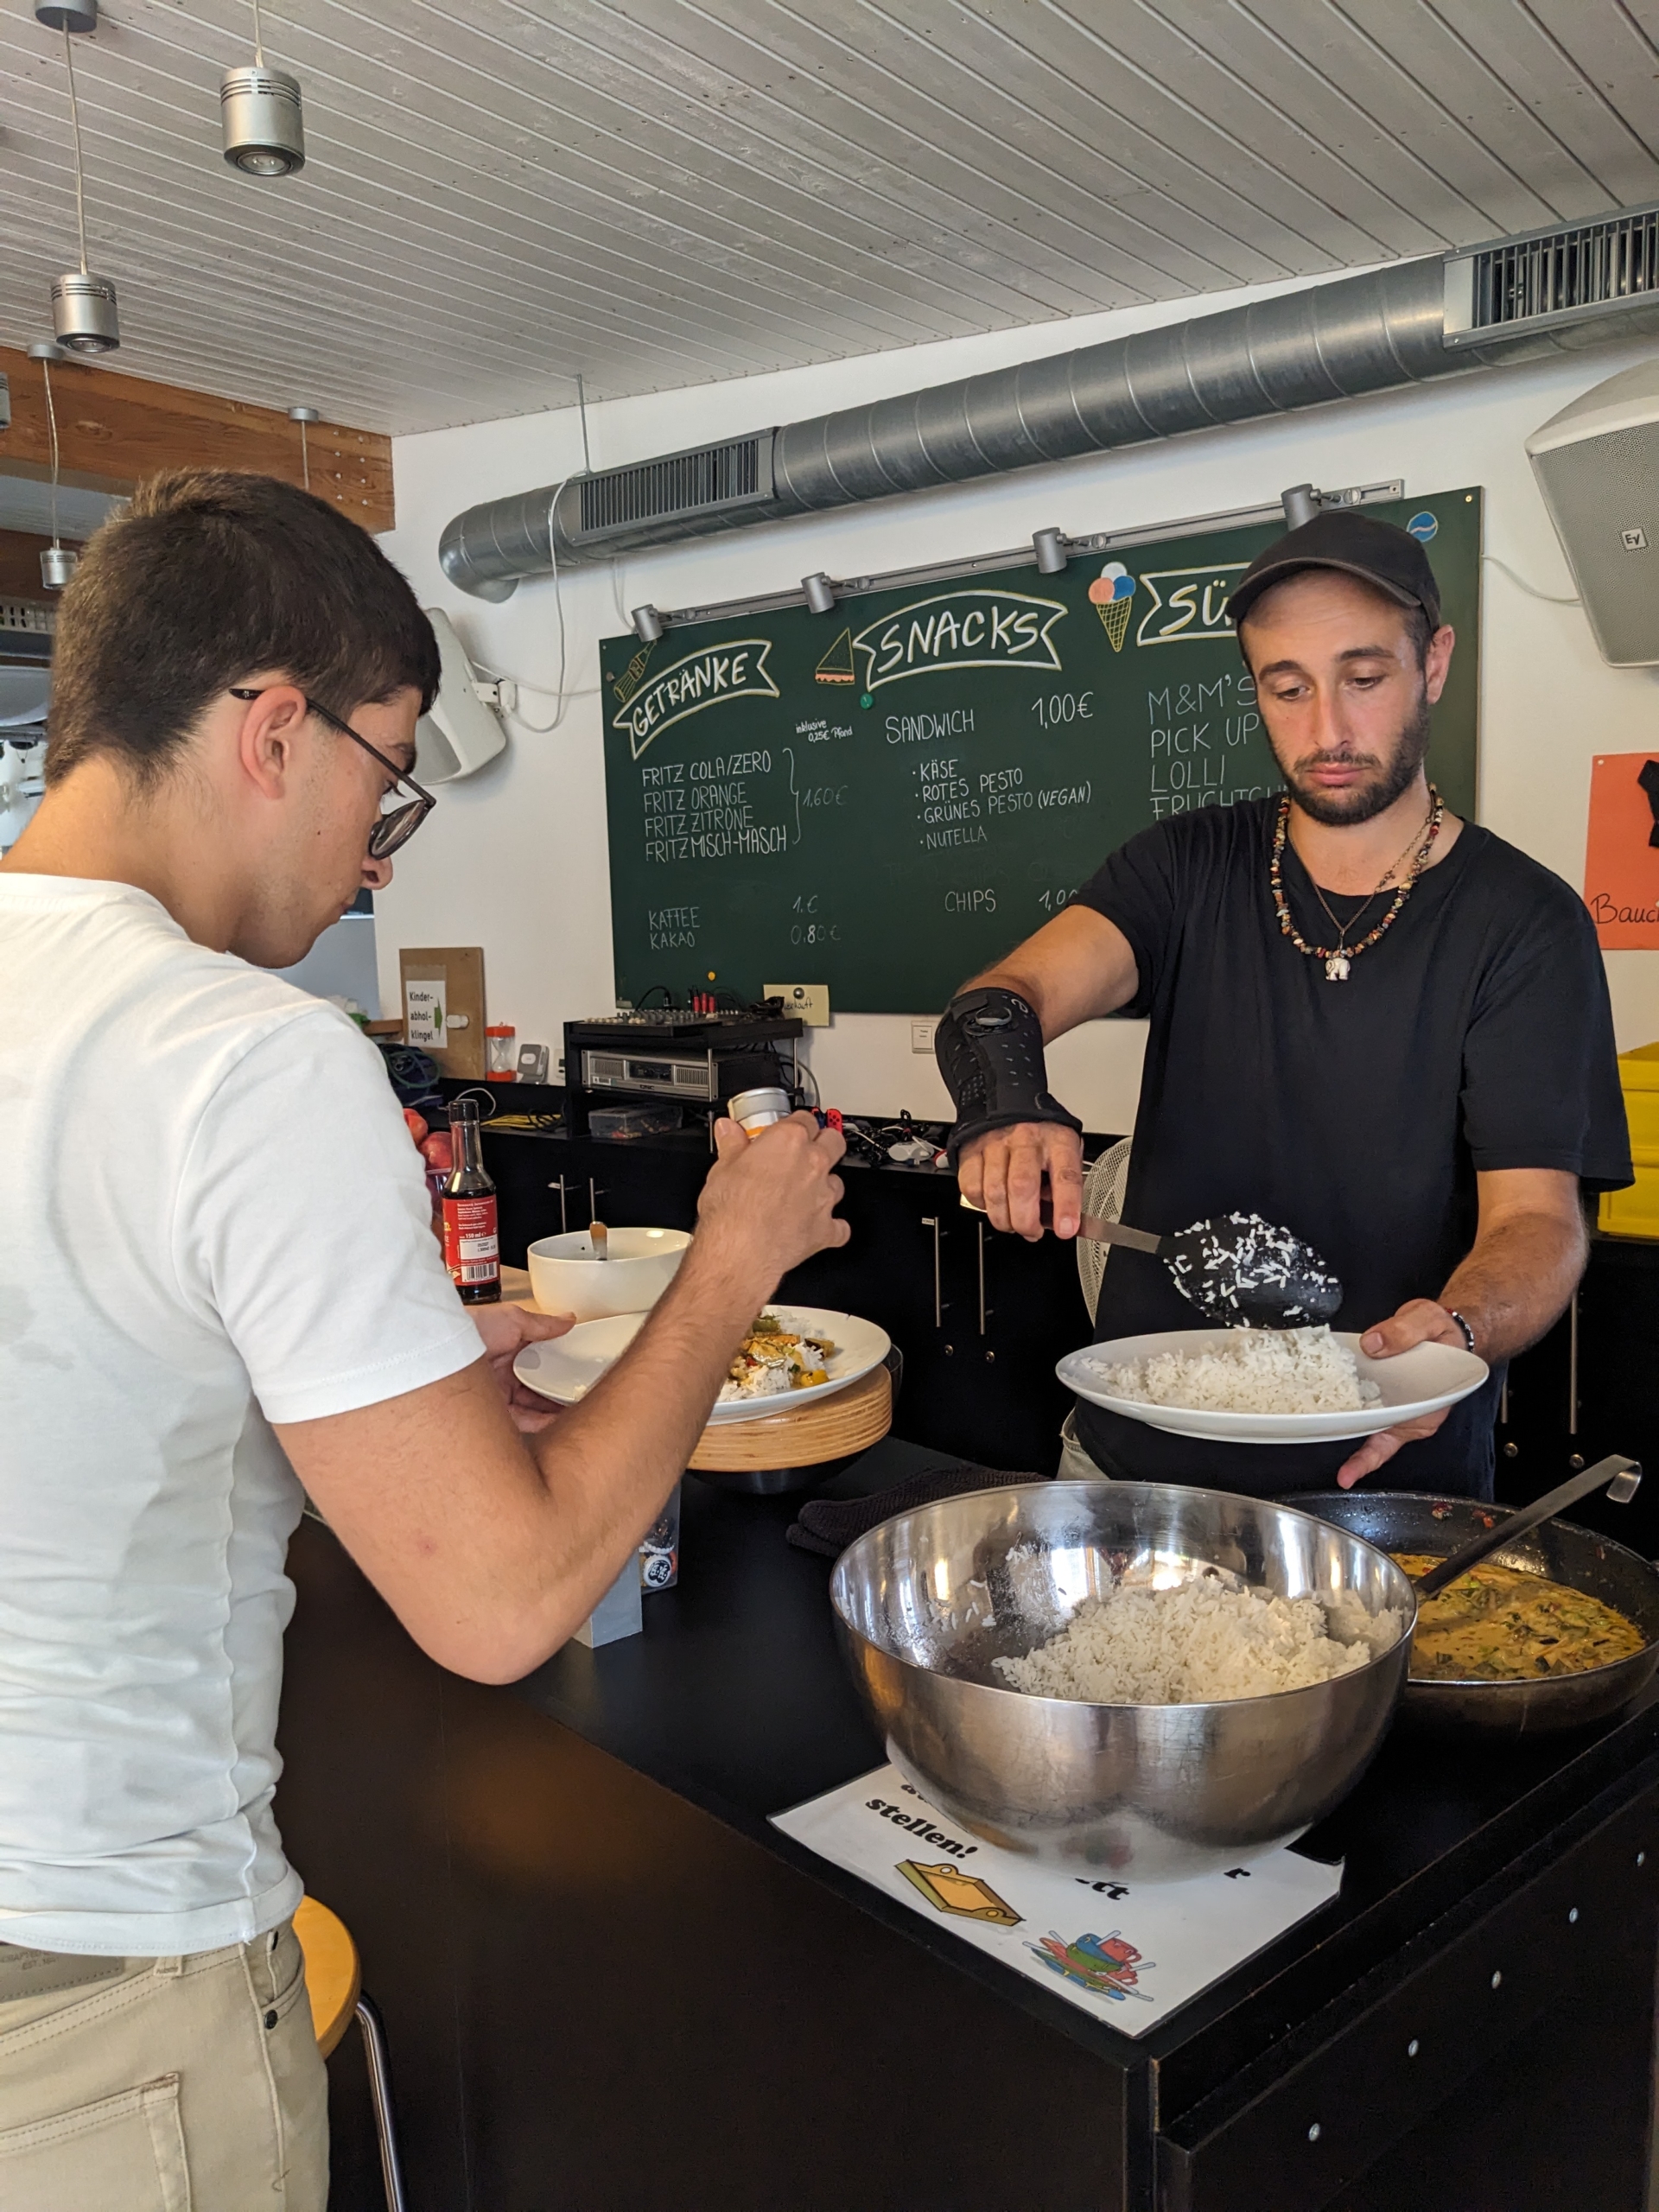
[1276,689,1432,827]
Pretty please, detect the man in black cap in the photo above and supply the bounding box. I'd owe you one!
[935,509,1630,1497]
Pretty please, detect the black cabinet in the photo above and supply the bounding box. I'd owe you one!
[1497,1232,1659,1557]
[481,1124,1096,1473]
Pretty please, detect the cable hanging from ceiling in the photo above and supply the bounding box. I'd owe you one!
[35,1,119,354]
[289,405,320,490]
[221,0,306,177]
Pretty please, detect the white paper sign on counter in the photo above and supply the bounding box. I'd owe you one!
[772,1766,1342,2037]
[404,978,445,1050]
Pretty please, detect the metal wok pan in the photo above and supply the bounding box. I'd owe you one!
[1295,1492,1659,1737]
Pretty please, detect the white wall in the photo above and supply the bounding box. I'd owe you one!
[378,276,1659,1133]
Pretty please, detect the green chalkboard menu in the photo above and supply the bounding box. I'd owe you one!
[601,488,1481,1014]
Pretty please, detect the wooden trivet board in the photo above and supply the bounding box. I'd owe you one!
[690,1364,892,1472]
[501,1274,892,1469]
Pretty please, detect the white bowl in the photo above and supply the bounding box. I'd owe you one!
[526,1226,690,1321]
[1058,1328,1489,1445]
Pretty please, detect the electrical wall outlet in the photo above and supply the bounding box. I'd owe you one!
[765,983,831,1027]
[911,1019,938,1054]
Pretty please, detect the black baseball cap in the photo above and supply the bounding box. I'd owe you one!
[1225,509,1442,633]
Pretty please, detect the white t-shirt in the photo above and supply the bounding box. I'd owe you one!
[0,876,482,1955]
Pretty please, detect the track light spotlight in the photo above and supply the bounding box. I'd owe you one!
[1281,484,1321,530]
[221,1,304,176]
[632,605,664,644]
[1032,527,1069,575]
[802,571,837,614]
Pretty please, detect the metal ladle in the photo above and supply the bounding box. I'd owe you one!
[1414,1455,1642,1599]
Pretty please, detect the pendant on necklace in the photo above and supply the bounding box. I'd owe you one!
[1325,953,1351,982]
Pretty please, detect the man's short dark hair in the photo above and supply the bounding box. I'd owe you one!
[46,470,442,789]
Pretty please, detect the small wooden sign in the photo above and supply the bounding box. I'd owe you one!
[397,945,486,1077]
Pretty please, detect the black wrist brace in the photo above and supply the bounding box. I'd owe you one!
[935,987,1084,1166]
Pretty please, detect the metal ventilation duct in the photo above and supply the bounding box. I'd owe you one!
[441,213,1659,601]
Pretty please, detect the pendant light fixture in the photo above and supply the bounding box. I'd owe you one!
[36,2,119,354]
[29,341,78,591]
[221,0,305,178]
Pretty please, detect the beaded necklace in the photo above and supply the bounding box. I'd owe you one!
[1268,785,1445,982]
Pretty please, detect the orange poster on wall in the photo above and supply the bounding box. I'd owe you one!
[1584,752,1659,949]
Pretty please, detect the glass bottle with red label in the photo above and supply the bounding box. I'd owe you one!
[442,1097,500,1303]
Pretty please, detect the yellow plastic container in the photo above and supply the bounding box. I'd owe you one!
[1601,1046,1659,1236]
[1601,1159,1659,1238]
[1617,1042,1659,1154]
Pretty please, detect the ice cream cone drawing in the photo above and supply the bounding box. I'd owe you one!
[1089,562,1136,651]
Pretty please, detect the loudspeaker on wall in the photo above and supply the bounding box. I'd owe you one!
[1528,360,1659,667]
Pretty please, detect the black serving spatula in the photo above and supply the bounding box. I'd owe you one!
[1079,1208,1344,1328]
[1413,1455,1642,1600]
[965,1195,1344,1328]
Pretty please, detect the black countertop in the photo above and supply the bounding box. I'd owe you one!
[512,1439,1659,2128]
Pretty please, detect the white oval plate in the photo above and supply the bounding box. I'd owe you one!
[514,1304,891,1424]
[1058,1329,1489,1445]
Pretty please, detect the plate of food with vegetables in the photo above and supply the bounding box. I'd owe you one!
[513,1305,891,1424]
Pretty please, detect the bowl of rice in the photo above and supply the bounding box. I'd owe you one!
[1058,1325,1488,1445]
[830,1479,1413,1881]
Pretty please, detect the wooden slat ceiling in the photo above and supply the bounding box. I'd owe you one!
[1,0,1657,438]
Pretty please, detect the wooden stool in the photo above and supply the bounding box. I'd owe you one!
[294,1897,408,2212]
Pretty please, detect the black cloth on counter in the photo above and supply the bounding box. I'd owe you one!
[785,1464,1046,1558]
[1071,798,1630,1502]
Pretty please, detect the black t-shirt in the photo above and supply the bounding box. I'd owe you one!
[1071,798,1630,1501]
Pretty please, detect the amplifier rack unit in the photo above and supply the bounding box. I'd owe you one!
[563,1012,803,1135]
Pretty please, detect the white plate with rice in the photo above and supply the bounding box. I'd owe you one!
[514,1304,890,1424]
[1058,1325,1488,1445]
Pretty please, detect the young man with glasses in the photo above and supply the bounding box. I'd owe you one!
[0,472,849,2206]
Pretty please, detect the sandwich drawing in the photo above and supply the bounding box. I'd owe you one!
[895,1860,1022,1926]
[815,627,856,684]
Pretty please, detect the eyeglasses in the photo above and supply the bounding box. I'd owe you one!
[229,687,436,859]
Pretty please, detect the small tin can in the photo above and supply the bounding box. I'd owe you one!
[728,1085,791,1134]
[639,1479,681,1592]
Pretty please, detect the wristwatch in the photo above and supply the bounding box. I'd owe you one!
[1446,1308,1478,1355]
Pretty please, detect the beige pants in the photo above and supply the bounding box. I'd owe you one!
[1058,1408,1109,1481]
[0,1921,328,2210]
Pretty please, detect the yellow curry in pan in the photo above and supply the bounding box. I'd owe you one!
[1390,1554,1648,1681]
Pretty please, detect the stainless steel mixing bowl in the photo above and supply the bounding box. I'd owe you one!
[830,1480,1414,1881]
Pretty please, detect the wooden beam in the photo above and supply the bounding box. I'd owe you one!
[0,351,394,534]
